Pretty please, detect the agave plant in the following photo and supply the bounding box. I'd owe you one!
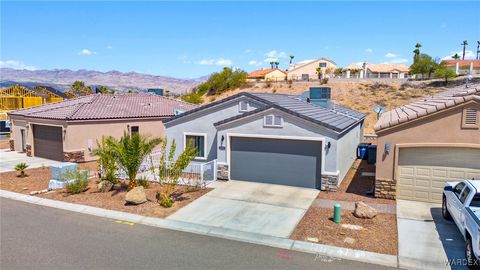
[108,131,161,191]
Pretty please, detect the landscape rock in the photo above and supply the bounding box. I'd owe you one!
[97,180,113,193]
[125,186,147,205]
[353,201,377,219]
[29,189,50,195]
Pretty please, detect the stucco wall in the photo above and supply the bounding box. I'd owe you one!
[376,101,480,182]
[336,123,362,183]
[165,96,266,163]
[215,108,340,174]
[265,70,287,81]
[10,117,67,153]
[288,59,337,80]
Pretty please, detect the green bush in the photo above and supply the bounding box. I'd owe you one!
[138,177,150,189]
[15,162,29,177]
[92,136,118,184]
[63,169,89,194]
[181,93,202,104]
[157,191,173,208]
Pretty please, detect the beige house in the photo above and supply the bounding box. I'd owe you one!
[287,58,337,81]
[7,94,196,162]
[374,84,480,203]
[247,68,287,82]
[442,60,480,75]
[343,62,409,79]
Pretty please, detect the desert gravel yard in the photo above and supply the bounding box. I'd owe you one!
[291,159,398,255]
[0,165,211,218]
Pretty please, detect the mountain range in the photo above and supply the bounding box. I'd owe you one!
[0,68,208,94]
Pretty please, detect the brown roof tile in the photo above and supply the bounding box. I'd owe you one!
[247,68,286,79]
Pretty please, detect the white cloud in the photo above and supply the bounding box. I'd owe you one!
[385,53,397,58]
[442,50,476,60]
[365,48,373,53]
[0,60,36,70]
[106,45,113,49]
[78,49,96,56]
[245,49,252,53]
[264,50,287,62]
[197,58,233,66]
[248,60,262,67]
[383,58,409,64]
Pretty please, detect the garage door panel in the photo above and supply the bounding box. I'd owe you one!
[230,137,322,189]
[398,147,480,203]
[33,125,63,161]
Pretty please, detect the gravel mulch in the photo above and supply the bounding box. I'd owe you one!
[0,165,211,218]
[290,208,398,255]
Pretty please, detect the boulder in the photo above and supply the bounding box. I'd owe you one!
[125,186,147,205]
[353,201,377,219]
[97,180,113,193]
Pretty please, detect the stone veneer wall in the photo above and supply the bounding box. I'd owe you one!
[9,139,14,151]
[26,144,32,156]
[64,150,85,163]
[217,164,229,180]
[321,174,339,191]
[374,178,396,199]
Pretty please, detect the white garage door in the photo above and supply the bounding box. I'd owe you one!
[397,147,480,203]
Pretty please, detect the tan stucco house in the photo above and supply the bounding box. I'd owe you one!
[374,84,480,203]
[247,68,287,82]
[7,93,196,162]
[343,62,409,79]
[442,60,480,75]
[287,58,337,81]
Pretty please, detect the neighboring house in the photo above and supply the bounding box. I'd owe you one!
[374,84,480,203]
[441,60,480,75]
[165,90,365,191]
[7,93,196,162]
[343,62,409,79]
[247,68,287,82]
[287,58,337,81]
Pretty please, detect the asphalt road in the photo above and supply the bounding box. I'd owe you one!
[0,198,397,270]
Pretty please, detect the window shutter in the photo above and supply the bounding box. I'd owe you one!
[465,108,478,125]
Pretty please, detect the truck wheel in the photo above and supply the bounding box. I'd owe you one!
[442,195,452,220]
[466,238,480,269]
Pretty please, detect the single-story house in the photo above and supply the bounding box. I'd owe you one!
[374,84,480,203]
[247,68,287,82]
[441,60,480,75]
[165,91,365,190]
[7,93,196,162]
[287,58,337,81]
[343,62,409,79]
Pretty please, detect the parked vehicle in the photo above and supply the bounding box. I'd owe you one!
[443,180,480,269]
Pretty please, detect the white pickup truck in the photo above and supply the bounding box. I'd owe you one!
[443,180,480,269]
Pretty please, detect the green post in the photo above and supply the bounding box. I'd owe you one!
[333,203,341,224]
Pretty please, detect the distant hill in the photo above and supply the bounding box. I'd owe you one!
[0,68,208,94]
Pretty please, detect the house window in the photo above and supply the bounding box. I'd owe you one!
[462,108,478,129]
[185,134,206,159]
[264,115,283,127]
[239,101,249,112]
[130,126,139,135]
[319,62,327,68]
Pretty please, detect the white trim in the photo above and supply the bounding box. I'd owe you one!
[263,114,283,128]
[183,132,207,160]
[238,100,249,112]
[226,133,327,180]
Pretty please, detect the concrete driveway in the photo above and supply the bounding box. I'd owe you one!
[397,200,466,270]
[0,149,61,173]
[167,180,319,238]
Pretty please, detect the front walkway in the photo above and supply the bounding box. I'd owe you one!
[397,200,466,270]
[167,180,319,238]
[0,149,61,173]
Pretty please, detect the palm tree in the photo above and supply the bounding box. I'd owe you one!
[461,40,468,60]
[289,55,294,64]
[274,61,279,68]
[452,53,461,60]
[413,42,422,63]
[477,41,480,60]
[269,61,274,69]
[108,132,161,191]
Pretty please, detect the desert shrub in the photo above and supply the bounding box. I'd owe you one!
[15,162,29,177]
[92,136,118,184]
[321,78,329,85]
[157,191,173,208]
[138,177,150,189]
[181,93,202,104]
[272,88,277,93]
[264,79,272,88]
[63,169,89,194]
[196,67,248,96]
[287,79,293,88]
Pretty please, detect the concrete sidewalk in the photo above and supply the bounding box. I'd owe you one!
[0,189,398,268]
[0,149,61,173]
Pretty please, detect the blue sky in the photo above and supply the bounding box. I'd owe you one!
[1,1,479,78]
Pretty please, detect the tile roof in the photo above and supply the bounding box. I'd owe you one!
[8,93,197,120]
[374,83,480,132]
[247,68,286,78]
[366,63,409,73]
[442,60,480,68]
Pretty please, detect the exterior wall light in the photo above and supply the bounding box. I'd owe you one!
[385,142,391,154]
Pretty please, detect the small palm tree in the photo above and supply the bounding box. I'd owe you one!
[315,67,323,79]
[274,61,279,68]
[15,162,29,177]
[462,40,468,60]
[269,61,274,69]
[413,42,422,63]
[452,53,461,60]
[108,132,161,191]
[289,55,294,64]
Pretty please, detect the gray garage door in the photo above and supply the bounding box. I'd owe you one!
[230,137,322,189]
[397,147,480,203]
[33,125,63,161]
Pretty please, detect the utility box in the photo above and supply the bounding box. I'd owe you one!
[48,162,79,189]
[367,145,377,164]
